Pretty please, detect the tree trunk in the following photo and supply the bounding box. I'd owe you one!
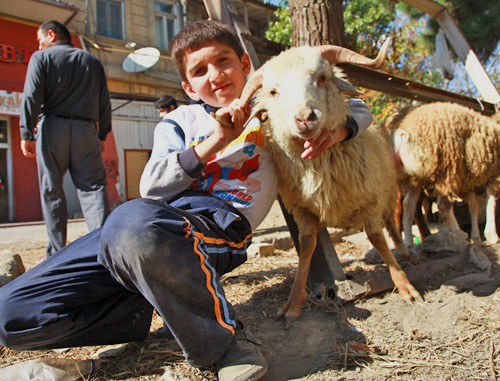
[289,0,345,47]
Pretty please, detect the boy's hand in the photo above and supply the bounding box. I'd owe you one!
[301,125,350,159]
[194,99,250,164]
[213,99,249,145]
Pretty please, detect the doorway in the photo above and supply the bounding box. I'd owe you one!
[0,119,10,222]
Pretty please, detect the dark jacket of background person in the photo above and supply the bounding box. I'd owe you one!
[20,41,111,141]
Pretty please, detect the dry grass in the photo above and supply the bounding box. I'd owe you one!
[1,236,499,380]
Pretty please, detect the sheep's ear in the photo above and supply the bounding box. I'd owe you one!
[335,78,362,97]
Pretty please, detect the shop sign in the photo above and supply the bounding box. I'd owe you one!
[0,43,35,64]
[0,90,23,115]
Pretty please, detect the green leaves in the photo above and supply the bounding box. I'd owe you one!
[265,0,293,46]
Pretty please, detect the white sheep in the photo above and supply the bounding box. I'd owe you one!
[390,102,500,246]
[218,41,422,321]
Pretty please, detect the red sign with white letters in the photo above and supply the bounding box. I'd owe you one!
[0,17,82,92]
[0,18,38,92]
[0,43,36,64]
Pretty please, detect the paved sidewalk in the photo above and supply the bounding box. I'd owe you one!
[0,200,289,248]
[0,220,89,246]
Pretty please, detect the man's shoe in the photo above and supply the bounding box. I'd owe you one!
[216,322,268,381]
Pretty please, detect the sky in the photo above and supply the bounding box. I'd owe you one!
[265,0,282,6]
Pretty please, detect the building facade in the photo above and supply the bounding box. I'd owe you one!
[0,0,279,223]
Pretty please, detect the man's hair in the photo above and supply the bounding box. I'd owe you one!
[39,20,71,43]
[155,95,178,110]
[170,20,244,82]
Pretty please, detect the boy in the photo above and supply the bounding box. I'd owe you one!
[0,20,373,380]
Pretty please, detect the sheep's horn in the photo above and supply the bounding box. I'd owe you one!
[318,38,391,69]
[240,67,264,107]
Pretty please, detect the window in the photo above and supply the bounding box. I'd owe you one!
[96,0,125,40]
[154,0,179,51]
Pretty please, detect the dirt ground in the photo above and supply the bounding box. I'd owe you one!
[0,202,499,380]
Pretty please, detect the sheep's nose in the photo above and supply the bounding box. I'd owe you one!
[294,109,319,132]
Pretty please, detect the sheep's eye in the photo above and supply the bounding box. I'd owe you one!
[270,89,278,96]
[317,74,327,85]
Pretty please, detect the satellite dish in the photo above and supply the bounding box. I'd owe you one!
[122,47,160,73]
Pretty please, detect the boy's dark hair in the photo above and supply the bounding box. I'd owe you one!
[170,20,245,83]
[39,20,71,43]
[155,95,178,110]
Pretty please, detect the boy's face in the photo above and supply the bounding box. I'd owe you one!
[181,40,251,108]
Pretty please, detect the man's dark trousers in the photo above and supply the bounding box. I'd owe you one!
[0,193,251,368]
[36,114,109,255]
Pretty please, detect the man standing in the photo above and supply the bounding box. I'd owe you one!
[20,20,111,256]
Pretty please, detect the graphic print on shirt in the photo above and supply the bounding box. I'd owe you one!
[189,123,264,208]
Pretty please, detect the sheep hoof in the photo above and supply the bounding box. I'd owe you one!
[275,313,285,322]
[404,240,414,248]
[403,289,424,305]
[276,307,301,327]
[485,232,499,245]
[276,315,299,329]
[284,316,299,329]
[470,236,482,245]
[409,245,420,257]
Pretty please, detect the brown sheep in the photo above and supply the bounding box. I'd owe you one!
[391,102,500,246]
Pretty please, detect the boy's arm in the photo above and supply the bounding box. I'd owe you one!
[140,102,248,200]
[345,98,373,138]
[140,121,200,200]
[301,98,373,159]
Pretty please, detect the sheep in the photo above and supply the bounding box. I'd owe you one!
[390,102,500,247]
[217,41,422,321]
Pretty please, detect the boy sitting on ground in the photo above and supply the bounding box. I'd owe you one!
[0,20,373,380]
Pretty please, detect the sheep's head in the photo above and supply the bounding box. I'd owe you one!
[252,48,348,140]
[242,40,390,142]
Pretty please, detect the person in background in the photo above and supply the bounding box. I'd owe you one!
[155,94,178,120]
[19,20,111,257]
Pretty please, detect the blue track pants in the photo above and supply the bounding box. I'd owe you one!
[0,193,252,367]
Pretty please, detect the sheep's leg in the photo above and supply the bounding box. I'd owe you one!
[414,191,432,241]
[437,196,462,231]
[365,220,423,303]
[466,192,481,243]
[395,187,403,233]
[402,186,420,246]
[484,188,499,244]
[384,215,411,260]
[277,209,319,321]
[422,196,434,223]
